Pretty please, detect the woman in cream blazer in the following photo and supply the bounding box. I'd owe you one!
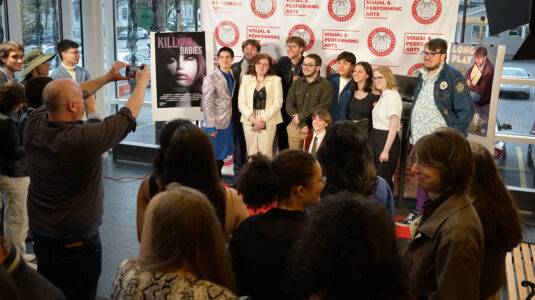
[238,54,283,158]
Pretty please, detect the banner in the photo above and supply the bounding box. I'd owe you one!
[202,0,460,76]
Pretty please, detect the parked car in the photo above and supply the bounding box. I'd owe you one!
[117,52,151,68]
[500,67,531,99]
[118,28,149,40]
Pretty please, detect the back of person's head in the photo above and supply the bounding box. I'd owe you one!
[139,183,235,291]
[0,81,25,114]
[236,150,317,209]
[152,119,192,178]
[336,51,356,65]
[411,127,473,195]
[0,41,23,66]
[160,122,226,224]
[317,120,377,195]
[56,39,79,60]
[284,192,410,300]
[25,76,53,109]
[470,142,523,251]
[0,266,22,300]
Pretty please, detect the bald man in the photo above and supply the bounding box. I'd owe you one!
[23,61,150,300]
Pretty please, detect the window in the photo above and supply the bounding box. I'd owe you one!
[508,27,523,38]
[0,3,6,42]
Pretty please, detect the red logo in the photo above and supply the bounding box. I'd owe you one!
[288,25,315,52]
[251,0,276,18]
[326,58,338,77]
[215,21,240,47]
[407,63,424,76]
[328,0,356,22]
[367,27,396,57]
[412,0,442,24]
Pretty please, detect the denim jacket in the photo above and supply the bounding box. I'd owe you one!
[412,62,474,136]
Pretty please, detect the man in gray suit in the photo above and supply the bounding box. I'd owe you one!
[50,39,91,83]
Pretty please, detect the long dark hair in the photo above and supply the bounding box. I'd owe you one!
[236,150,317,209]
[140,184,236,292]
[470,142,523,251]
[351,61,374,93]
[316,121,377,195]
[284,192,411,300]
[152,119,192,179]
[160,122,226,225]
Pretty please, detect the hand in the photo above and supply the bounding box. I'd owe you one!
[208,131,217,138]
[256,119,266,130]
[84,94,97,114]
[135,64,151,86]
[379,151,389,163]
[292,114,300,125]
[300,126,309,134]
[466,79,471,86]
[292,75,300,82]
[106,61,130,82]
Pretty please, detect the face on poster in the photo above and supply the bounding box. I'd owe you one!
[448,43,497,137]
[155,32,207,108]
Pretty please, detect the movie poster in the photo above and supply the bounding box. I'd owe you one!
[154,32,206,108]
[448,43,498,137]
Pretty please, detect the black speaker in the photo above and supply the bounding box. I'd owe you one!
[485,0,532,35]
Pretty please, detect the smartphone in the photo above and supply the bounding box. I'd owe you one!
[125,65,143,78]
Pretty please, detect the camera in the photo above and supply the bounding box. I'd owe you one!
[125,65,144,78]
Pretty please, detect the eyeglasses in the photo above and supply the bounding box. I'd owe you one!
[421,51,442,58]
[68,50,80,55]
[373,76,385,81]
[302,64,317,68]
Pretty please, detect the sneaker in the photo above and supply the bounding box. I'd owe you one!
[396,210,421,227]
[22,253,36,262]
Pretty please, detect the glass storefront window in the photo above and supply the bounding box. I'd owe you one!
[20,0,61,68]
[0,2,6,43]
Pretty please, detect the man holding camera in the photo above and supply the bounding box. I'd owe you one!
[24,61,150,300]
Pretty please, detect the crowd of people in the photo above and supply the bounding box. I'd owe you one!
[0,35,525,300]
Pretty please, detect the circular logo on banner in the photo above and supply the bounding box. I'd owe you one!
[328,0,356,22]
[215,21,240,47]
[407,63,424,76]
[368,28,396,57]
[326,59,338,77]
[288,25,315,52]
[412,0,442,24]
[251,0,276,18]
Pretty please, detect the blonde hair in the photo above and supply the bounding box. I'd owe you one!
[375,66,398,90]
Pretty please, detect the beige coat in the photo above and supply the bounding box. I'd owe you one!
[238,74,283,126]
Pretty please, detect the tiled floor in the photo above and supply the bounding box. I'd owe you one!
[26,153,535,299]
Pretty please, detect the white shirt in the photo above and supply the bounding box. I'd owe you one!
[372,89,402,131]
[308,131,325,153]
[61,62,76,81]
[339,77,351,96]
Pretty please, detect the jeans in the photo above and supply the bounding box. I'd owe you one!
[0,175,29,255]
[32,232,102,300]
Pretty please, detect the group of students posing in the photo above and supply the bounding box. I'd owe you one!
[201,37,402,193]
